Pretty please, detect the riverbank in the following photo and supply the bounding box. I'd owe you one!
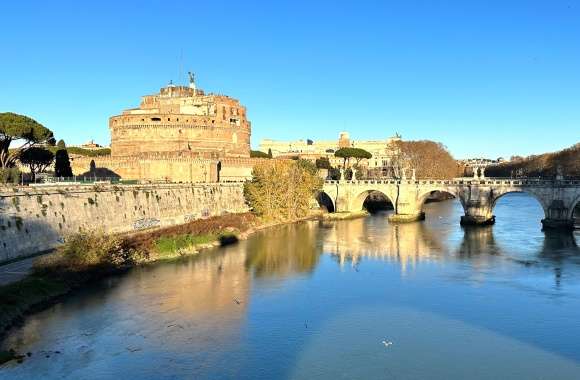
[0,210,325,363]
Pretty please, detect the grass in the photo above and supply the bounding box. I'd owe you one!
[153,232,239,258]
[154,233,217,256]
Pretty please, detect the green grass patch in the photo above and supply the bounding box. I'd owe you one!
[153,231,240,258]
[154,233,217,256]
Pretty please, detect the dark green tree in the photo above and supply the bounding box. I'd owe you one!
[19,147,54,181]
[0,112,54,168]
[315,157,331,169]
[351,148,372,165]
[334,147,372,168]
[334,148,352,167]
[267,148,273,158]
[55,140,73,177]
[250,150,270,158]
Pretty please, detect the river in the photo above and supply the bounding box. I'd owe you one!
[1,194,580,379]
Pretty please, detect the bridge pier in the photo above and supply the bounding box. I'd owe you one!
[541,200,575,230]
[459,188,496,226]
[460,214,495,226]
[541,218,574,231]
[388,212,425,223]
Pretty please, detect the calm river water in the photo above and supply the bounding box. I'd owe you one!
[2,194,580,379]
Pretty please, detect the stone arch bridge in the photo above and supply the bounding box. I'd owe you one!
[320,178,580,230]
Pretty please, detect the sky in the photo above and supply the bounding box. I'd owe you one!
[1,1,579,159]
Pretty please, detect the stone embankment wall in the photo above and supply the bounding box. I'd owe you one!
[0,183,248,263]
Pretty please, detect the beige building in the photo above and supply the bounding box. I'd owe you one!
[259,132,402,170]
[72,74,262,182]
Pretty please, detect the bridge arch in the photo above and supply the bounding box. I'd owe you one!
[417,187,463,209]
[315,191,335,213]
[351,189,396,212]
[490,189,549,219]
[568,193,580,220]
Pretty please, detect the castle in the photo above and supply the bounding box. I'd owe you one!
[71,73,260,182]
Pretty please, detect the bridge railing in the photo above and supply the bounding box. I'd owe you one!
[325,178,580,186]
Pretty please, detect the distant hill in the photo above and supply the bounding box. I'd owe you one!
[486,143,580,178]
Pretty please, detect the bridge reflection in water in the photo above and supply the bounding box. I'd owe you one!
[320,215,447,274]
[318,199,579,280]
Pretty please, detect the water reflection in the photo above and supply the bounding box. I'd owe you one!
[321,214,449,273]
[457,226,501,257]
[245,222,321,278]
[2,198,580,379]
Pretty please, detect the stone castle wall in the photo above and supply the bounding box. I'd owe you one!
[0,183,248,262]
[70,155,219,183]
[70,155,271,183]
[110,122,251,158]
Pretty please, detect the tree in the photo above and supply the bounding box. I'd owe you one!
[351,148,372,166]
[250,150,270,158]
[486,143,580,178]
[315,157,331,169]
[19,147,54,181]
[334,148,353,167]
[55,140,73,177]
[267,148,273,158]
[391,140,459,179]
[0,112,54,168]
[334,147,372,168]
[244,159,323,220]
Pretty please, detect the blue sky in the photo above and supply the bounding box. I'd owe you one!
[1,1,578,159]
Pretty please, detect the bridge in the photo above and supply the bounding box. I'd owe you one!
[319,176,580,230]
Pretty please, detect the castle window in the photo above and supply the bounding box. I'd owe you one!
[168,118,170,121]
[151,117,161,121]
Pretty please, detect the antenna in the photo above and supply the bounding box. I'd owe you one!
[178,49,183,85]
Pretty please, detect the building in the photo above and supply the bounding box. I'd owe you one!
[72,74,261,182]
[70,140,106,150]
[259,132,402,171]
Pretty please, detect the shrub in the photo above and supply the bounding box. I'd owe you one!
[0,167,21,184]
[34,231,146,274]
